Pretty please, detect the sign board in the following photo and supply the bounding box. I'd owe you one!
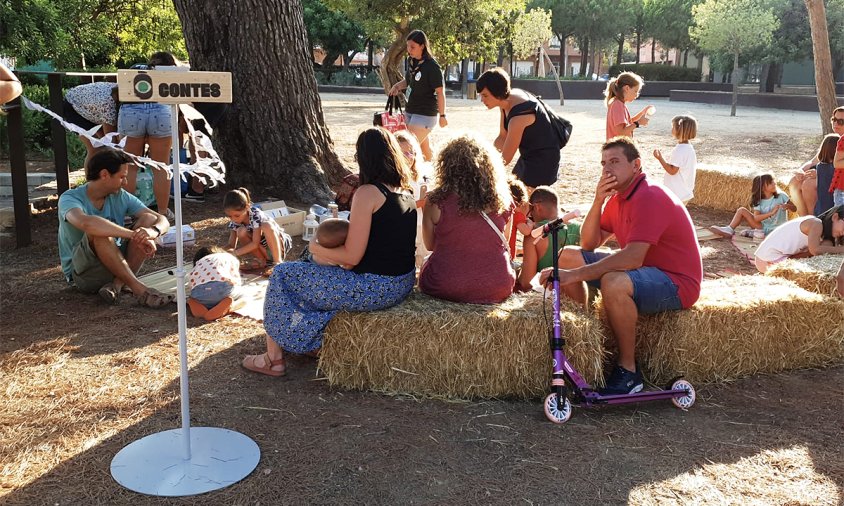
[117,70,232,104]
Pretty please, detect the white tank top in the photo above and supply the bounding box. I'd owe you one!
[754,216,815,262]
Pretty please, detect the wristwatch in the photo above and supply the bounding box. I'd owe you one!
[439,113,446,117]
[634,121,640,128]
[152,224,163,237]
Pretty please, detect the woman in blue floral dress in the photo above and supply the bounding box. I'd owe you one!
[242,128,418,376]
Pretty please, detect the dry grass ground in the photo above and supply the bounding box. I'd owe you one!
[1,94,842,505]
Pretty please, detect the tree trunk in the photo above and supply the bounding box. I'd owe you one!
[579,37,589,77]
[497,46,504,67]
[651,38,656,64]
[616,35,624,66]
[804,0,838,135]
[367,38,373,73]
[560,35,568,77]
[731,52,739,117]
[172,0,346,203]
[683,50,688,67]
[509,42,514,76]
[635,31,641,64]
[380,21,412,94]
[759,62,779,93]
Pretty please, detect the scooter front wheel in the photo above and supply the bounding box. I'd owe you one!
[670,379,696,409]
[543,392,572,424]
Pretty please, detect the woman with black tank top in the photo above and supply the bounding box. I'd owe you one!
[243,128,417,377]
[476,67,560,188]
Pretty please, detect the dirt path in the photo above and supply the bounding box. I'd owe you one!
[0,95,841,505]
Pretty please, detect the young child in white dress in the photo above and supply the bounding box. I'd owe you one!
[653,114,698,204]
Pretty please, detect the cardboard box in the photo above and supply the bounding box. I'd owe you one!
[156,224,196,247]
[256,200,306,236]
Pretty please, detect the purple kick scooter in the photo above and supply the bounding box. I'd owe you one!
[536,218,696,424]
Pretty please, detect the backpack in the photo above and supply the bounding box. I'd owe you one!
[334,173,360,211]
[534,95,573,149]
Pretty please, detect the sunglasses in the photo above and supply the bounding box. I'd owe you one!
[831,118,844,126]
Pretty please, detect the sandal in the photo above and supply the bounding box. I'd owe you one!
[242,353,285,377]
[135,288,175,309]
[98,282,121,305]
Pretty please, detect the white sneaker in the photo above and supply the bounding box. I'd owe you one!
[709,225,734,238]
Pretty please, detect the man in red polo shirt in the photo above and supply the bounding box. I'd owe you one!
[541,137,702,395]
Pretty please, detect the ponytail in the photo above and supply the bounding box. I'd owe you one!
[223,187,252,210]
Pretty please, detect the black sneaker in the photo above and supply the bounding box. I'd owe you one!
[600,365,644,395]
[183,189,205,202]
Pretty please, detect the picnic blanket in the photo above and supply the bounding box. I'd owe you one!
[730,230,764,266]
[138,264,269,321]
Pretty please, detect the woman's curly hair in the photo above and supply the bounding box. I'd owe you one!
[428,134,512,214]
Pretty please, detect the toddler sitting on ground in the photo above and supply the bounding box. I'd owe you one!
[309,218,351,268]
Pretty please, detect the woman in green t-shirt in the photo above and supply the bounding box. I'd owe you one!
[388,30,448,162]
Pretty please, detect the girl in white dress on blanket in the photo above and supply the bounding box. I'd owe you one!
[754,205,844,273]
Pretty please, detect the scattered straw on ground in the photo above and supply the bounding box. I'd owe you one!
[319,291,605,399]
[629,445,840,506]
[597,275,844,385]
[766,254,844,297]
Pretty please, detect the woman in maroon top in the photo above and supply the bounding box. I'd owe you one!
[419,134,515,303]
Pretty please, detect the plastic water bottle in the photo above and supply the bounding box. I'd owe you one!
[302,213,319,241]
[135,167,154,206]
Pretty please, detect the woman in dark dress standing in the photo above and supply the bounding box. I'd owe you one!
[476,67,560,189]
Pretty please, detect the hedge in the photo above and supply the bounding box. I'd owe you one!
[608,63,701,82]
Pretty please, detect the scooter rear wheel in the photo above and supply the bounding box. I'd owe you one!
[543,393,572,424]
[670,379,696,409]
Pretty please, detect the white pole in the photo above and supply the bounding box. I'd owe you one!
[170,103,191,460]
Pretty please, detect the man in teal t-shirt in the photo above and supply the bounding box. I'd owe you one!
[58,148,172,307]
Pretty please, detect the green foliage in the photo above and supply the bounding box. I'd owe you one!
[114,0,188,66]
[512,8,552,59]
[66,131,87,170]
[1,0,187,70]
[20,84,53,154]
[361,71,382,87]
[691,0,778,57]
[327,0,525,68]
[303,0,366,66]
[329,70,358,86]
[608,63,702,80]
[649,0,700,52]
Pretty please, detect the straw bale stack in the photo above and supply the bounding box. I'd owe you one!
[691,164,791,213]
[765,254,844,297]
[320,291,606,399]
[598,276,844,384]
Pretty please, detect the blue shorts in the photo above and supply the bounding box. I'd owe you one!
[581,250,682,314]
[405,113,437,130]
[190,281,239,309]
[118,102,172,138]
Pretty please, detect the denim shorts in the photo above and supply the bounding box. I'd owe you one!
[118,102,172,138]
[190,281,239,309]
[581,250,682,314]
[405,112,438,130]
[834,189,844,207]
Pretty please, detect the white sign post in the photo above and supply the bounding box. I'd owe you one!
[110,69,259,497]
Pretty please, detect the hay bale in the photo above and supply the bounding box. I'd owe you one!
[319,291,606,399]
[765,254,844,297]
[596,276,844,385]
[691,164,791,213]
